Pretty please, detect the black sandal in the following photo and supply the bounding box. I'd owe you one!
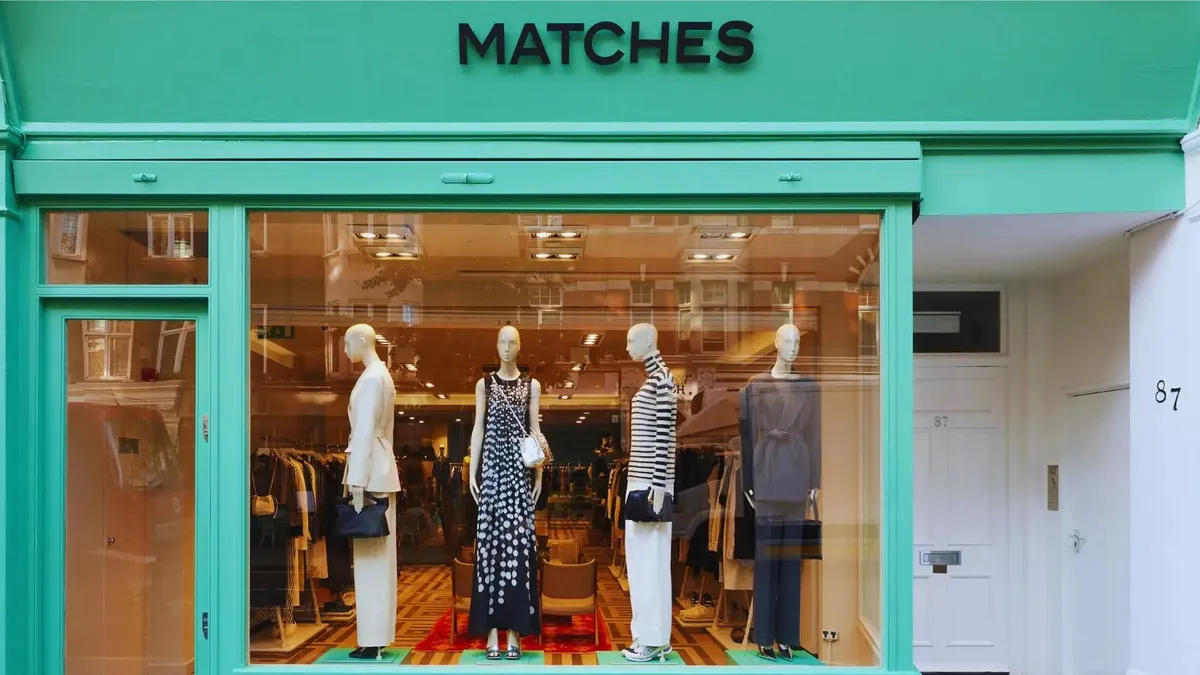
[505,644,522,660]
[486,647,503,660]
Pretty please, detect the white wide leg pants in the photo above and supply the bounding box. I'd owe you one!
[352,492,397,647]
[625,493,673,646]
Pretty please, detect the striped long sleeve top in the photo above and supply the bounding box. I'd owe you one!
[628,352,677,493]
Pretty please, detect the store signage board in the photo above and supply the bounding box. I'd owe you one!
[459,20,754,66]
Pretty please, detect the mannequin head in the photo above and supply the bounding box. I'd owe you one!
[344,324,380,364]
[775,324,801,363]
[497,326,521,364]
[626,323,659,361]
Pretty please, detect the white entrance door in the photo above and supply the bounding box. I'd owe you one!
[913,366,1009,673]
[1062,388,1130,675]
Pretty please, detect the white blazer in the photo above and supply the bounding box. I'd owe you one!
[343,361,402,493]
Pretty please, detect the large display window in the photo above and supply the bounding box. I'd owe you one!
[244,210,884,666]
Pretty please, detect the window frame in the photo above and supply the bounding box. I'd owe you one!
[22,183,914,675]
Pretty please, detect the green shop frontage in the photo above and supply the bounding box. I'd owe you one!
[1,3,1197,675]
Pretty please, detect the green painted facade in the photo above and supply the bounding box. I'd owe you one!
[1,2,1197,675]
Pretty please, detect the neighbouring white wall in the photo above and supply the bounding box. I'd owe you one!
[1125,129,1200,675]
[1019,251,1131,675]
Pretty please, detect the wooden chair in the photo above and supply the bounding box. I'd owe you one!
[450,558,474,643]
[538,558,599,645]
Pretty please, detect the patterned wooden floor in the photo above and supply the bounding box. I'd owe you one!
[251,524,739,666]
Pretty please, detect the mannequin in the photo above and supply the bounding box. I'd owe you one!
[739,324,821,661]
[342,323,403,660]
[621,323,677,663]
[467,326,544,659]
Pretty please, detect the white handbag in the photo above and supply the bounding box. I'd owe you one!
[494,374,552,469]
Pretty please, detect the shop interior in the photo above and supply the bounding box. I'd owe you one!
[57,210,882,671]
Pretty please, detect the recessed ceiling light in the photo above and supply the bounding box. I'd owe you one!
[435,393,448,399]
[358,232,379,240]
[571,363,584,372]
[396,251,416,258]
[419,420,425,424]
[714,253,734,261]
[576,420,583,424]
[564,381,576,388]
[533,252,553,259]
[374,251,394,258]
[403,363,418,372]
[728,231,750,239]
[455,418,462,422]
[397,411,405,416]
[690,253,711,260]
[424,382,435,388]
[383,233,403,239]
[408,417,415,421]
[558,231,580,238]
[559,394,571,400]
[699,232,724,239]
[555,253,576,260]
[534,231,554,239]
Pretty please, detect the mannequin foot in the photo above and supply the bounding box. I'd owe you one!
[757,645,777,660]
[778,645,793,662]
[505,631,521,660]
[486,630,502,660]
[349,647,382,660]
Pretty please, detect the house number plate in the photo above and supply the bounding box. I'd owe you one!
[920,550,962,566]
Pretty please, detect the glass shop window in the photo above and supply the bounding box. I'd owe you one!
[246,211,883,667]
[44,211,209,284]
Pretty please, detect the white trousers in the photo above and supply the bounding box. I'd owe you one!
[625,518,673,646]
[352,493,397,647]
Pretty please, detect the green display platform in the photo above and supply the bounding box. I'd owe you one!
[727,649,822,666]
[458,649,545,665]
[316,647,410,664]
[596,650,686,665]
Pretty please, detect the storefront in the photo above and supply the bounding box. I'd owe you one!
[1,3,1197,675]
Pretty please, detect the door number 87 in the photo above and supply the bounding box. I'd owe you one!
[1155,380,1181,411]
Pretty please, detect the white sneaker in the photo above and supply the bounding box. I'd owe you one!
[622,644,672,662]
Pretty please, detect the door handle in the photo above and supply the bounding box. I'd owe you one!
[1070,529,1086,552]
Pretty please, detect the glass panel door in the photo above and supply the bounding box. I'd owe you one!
[58,308,207,675]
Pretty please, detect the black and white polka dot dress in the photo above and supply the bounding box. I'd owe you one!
[468,375,541,636]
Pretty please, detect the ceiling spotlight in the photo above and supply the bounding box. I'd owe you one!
[374,251,394,258]
[397,411,405,416]
[419,420,426,424]
[555,253,576,260]
[455,418,462,422]
[558,231,580,238]
[424,382,435,388]
[728,231,750,239]
[408,417,415,421]
[576,420,583,424]
[571,363,584,372]
[357,232,379,240]
[403,363,418,372]
[690,253,711,260]
[383,232,404,239]
[396,251,416,258]
[435,393,448,399]
[534,252,553,259]
[534,231,554,239]
[699,232,724,239]
[559,394,571,400]
[714,253,734,261]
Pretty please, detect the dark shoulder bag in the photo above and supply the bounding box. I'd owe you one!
[335,492,390,538]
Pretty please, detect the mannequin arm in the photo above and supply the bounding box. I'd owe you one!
[468,378,486,502]
[529,379,544,500]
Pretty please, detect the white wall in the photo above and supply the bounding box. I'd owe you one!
[1018,251,1131,675]
[1124,129,1200,675]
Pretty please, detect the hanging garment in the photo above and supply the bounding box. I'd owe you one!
[468,375,540,636]
[352,492,398,647]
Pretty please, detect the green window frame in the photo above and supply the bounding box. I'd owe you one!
[9,154,916,675]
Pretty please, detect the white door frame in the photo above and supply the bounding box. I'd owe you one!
[915,356,1024,675]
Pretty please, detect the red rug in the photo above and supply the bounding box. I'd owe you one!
[413,609,612,653]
